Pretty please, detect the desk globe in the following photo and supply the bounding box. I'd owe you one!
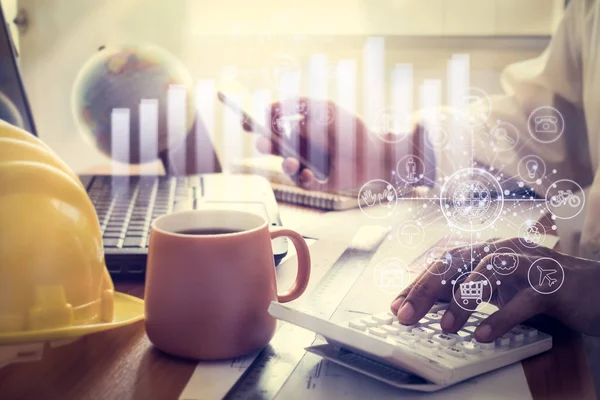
[71,44,195,164]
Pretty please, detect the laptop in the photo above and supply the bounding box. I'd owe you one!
[0,6,288,278]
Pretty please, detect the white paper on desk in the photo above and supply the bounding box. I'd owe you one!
[275,350,532,400]
[178,351,259,400]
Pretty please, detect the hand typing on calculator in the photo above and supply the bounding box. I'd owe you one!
[269,237,600,388]
[390,238,600,342]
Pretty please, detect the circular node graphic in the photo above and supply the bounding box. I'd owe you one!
[440,168,504,232]
[358,179,398,219]
[528,106,565,144]
[371,106,412,144]
[490,122,519,152]
[527,258,565,294]
[424,247,453,276]
[396,155,425,184]
[452,271,493,312]
[373,258,413,294]
[397,220,425,248]
[457,87,492,128]
[265,54,301,89]
[424,124,451,150]
[491,247,519,276]
[314,103,335,125]
[546,179,585,220]
[271,110,289,135]
[517,155,547,184]
[518,220,547,248]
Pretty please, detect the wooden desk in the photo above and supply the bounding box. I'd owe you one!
[0,208,596,400]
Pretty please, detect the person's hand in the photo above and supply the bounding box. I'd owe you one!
[243,97,378,192]
[243,97,424,193]
[389,238,600,342]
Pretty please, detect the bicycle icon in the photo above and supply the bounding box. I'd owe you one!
[550,190,581,208]
[459,280,488,305]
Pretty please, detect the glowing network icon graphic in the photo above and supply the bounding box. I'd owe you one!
[440,168,504,232]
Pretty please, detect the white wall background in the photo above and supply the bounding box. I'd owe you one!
[1,0,18,50]
[16,0,561,173]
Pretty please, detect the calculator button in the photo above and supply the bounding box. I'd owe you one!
[432,333,457,346]
[472,312,489,319]
[398,331,418,342]
[476,340,496,351]
[442,346,466,358]
[360,318,379,327]
[425,313,442,321]
[428,323,443,332]
[458,330,473,340]
[456,341,479,354]
[420,338,440,348]
[517,325,538,339]
[496,335,511,347]
[509,329,525,343]
[418,318,431,325]
[449,331,471,342]
[392,321,416,332]
[396,332,419,346]
[381,325,400,335]
[412,327,435,339]
[349,320,367,331]
[369,328,388,338]
[463,325,477,333]
[437,309,447,316]
[463,317,480,326]
[372,313,394,325]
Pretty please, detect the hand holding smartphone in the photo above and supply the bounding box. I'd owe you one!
[217,86,332,182]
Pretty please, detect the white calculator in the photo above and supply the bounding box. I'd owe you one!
[268,301,552,392]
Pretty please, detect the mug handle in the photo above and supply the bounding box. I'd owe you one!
[269,228,311,303]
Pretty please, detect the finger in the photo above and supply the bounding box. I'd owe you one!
[390,248,461,315]
[282,157,300,175]
[394,261,459,325]
[474,288,547,342]
[242,118,252,132]
[297,168,317,190]
[390,268,430,314]
[441,254,498,332]
[256,137,272,154]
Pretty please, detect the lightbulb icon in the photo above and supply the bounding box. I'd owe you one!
[526,159,538,179]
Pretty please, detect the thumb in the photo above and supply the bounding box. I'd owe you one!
[296,168,341,193]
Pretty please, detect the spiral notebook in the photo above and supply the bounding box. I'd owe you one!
[270,183,358,211]
[231,156,359,211]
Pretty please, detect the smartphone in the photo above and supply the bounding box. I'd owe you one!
[217,84,331,181]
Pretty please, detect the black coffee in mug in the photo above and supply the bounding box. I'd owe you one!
[176,228,241,235]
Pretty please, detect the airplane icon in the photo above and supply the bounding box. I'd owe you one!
[537,266,558,286]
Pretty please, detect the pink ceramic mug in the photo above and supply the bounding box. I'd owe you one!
[144,209,310,360]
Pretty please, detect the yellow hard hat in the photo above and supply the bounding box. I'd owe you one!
[0,138,83,190]
[0,119,55,153]
[0,123,144,345]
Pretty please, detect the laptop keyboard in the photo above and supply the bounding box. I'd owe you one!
[87,175,199,249]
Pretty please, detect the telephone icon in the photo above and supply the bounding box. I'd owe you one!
[534,116,558,134]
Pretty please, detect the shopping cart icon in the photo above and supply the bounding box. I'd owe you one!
[459,280,488,305]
